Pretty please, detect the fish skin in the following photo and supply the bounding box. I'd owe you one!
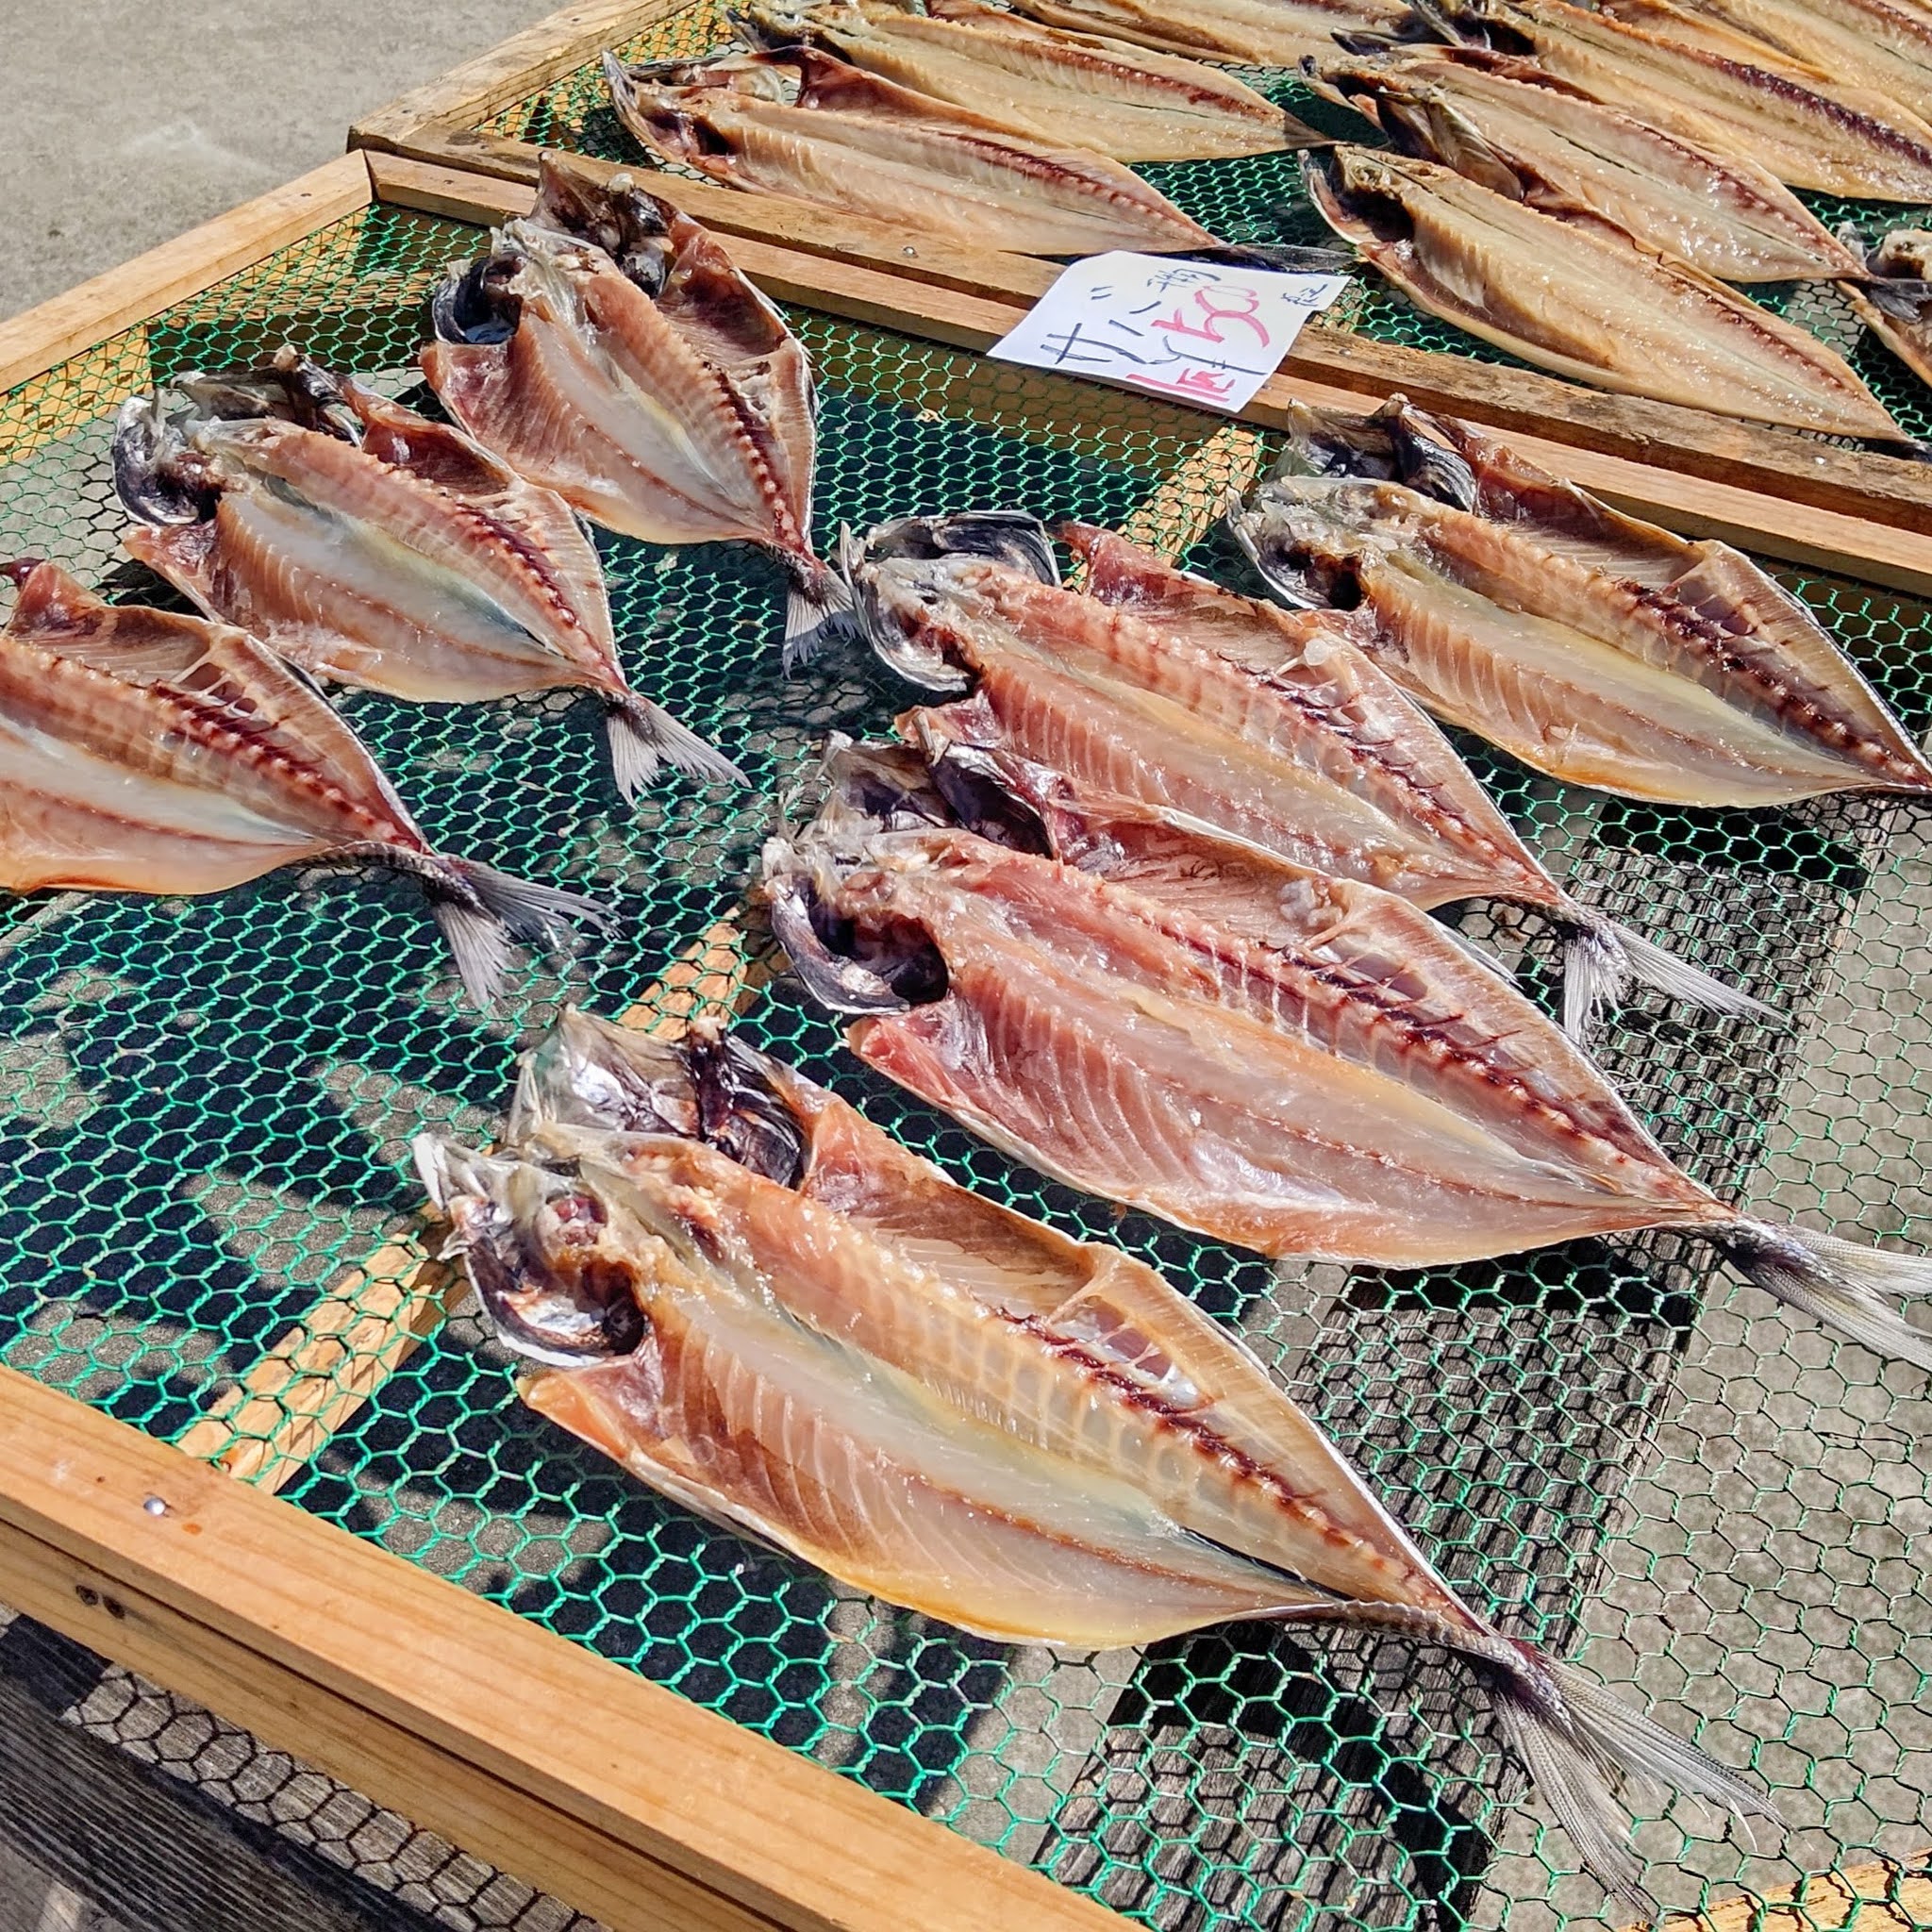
[1432,0,1932,198]
[1302,146,1907,441]
[0,560,609,1005]
[117,356,737,797]
[604,44,1221,256]
[998,0,1414,67]
[1307,51,1865,281]
[1233,398,1932,805]
[424,156,841,656]
[735,0,1307,158]
[1842,228,1932,390]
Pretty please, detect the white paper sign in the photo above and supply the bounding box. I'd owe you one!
[988,252,1349,413]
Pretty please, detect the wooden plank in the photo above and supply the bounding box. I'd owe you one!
[369,154,1932,595]
[1639,1855,1932,1932]
[0,154,373,396]
[0,1369,1125,1932]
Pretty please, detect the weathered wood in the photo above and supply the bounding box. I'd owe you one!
[1639,1854,1932,1932]
[0,155,373,396]
[0,1368,1125,1932]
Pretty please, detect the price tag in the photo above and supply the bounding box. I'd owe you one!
[988,252,1349,413]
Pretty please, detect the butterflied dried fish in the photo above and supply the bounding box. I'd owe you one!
[1231,395,1932,806]
[1840,227,1932,389]
[415,1005,1774,1915]
[603,45,1220,256]
[115,346,737,799]
[425,154,841,658]
[765,815,1932,1370]
[0,560,609,1006]
[1302,148,1907,441]
[1306,51,1864,280]
[1427,0,1932,199]
[1001,0,1414,66]
[735,0,1308,158]
[840,509,1763,1033]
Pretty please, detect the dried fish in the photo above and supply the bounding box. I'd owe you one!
[1230,395,1932,805]
[1306,51,1864,280]
[425,154,841,658]
[1841,227,1932,389]
[734,0,1308,158]
[999,0,1414,67]
[603,45,1220,255]
[840,509,1763,1034]
[1427,0,1932,199]
[0,560,609,1006]
[416,1005,1774,1915]
[115,345,737,799]
[1301,147,1907,441]
[764,815,1932,1371]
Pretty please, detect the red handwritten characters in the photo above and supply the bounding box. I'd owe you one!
[1152,286,1274,349]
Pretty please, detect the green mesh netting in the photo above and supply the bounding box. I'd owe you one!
[0,196,1928,1932]
[484,0,1932,445]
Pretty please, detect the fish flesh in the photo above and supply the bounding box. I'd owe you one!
[999,0,1415,67]
[0,560,608,1005]
[416,1004,1774,1913]
[734,0,1309,158]
[1600,0,1932,124]
[1306,51,1864,281]
[840,509,1762,1033]
[1230,394,1932,805]
[114,345,738,799]
[603,45,1221,257]
[1840,227,1932,389]
[1426,0,1932,199]
[1301,148,1907,441]
[424,154,841,658]
[764,810,1932,1369]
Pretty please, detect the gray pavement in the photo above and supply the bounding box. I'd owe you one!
[0,1,557,322]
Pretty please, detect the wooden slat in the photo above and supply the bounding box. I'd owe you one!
[369,154,1932,596]
[1639,1855,1932,1932]
[0,1368,1124,1932]
[0,155,374,396]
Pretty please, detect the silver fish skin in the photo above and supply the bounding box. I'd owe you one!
[1232,395,1932,807]
[1302,146,1908,441]
[114,346,737,798]
[417,1005,1776,1917]
[1306,50,1865,281]
[604,44,1222,257]
[0,558,610,1006]
[1841,226,1932,391]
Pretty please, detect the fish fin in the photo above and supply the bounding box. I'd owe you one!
[606,693,746,799]
[782,563,855,672]
[1720,1220,1932,1372]
[1559,914,1771,1040]
[428,897,516,1010]
[423,861,616,1008]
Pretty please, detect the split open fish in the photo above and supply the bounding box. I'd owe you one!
[765,805,1932,1372]
[734,0,1308,158]
[1230,395,1932,806]
[838,508,1762,1034]
[1424,0,1932,199]
[424,153,841,658]
[998,0,1416,67]
[603,44,1220,256]
[1840,227,1932,389]
[415,1004,1775,1917]
[114,346,737,799]
[0,560,608,1006]
[1301,147,1907,442]
[1306,51,1864,281]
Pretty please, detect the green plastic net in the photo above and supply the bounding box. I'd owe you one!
[0,192,1927,1932]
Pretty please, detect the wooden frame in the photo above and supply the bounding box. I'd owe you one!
[0,143,1927,1932]
[347,0,1932,545]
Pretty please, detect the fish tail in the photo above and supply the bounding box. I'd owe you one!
[606,693,746,799]
[1720,1219,1932,1372]
[415,858,617,1009]
[1557,909,1772,1040]
[782,559,855,673]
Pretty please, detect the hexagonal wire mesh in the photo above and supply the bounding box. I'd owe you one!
[0,192,1926,1932]
[481,0,1932,446]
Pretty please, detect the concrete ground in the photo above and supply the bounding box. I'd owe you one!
[0,1,558,322]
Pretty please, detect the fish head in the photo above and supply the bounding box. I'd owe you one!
[510,1006,702,1145]
[431,249,525,346]
[1229,471,1411,609]
[175,347,362,443]
[760,834,949,1015]
[816,735,958,839]
[112,393,223,526]
[529,152,682,298]
[896,719,1062,858]
[413,1135,649,1367]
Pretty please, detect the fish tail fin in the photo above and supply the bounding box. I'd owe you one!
[1719,1219,1932,1371]
[606,693,745,799]
[1558,909,1772,1040]
[421,860,617,1009]
[783,560,855,673]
